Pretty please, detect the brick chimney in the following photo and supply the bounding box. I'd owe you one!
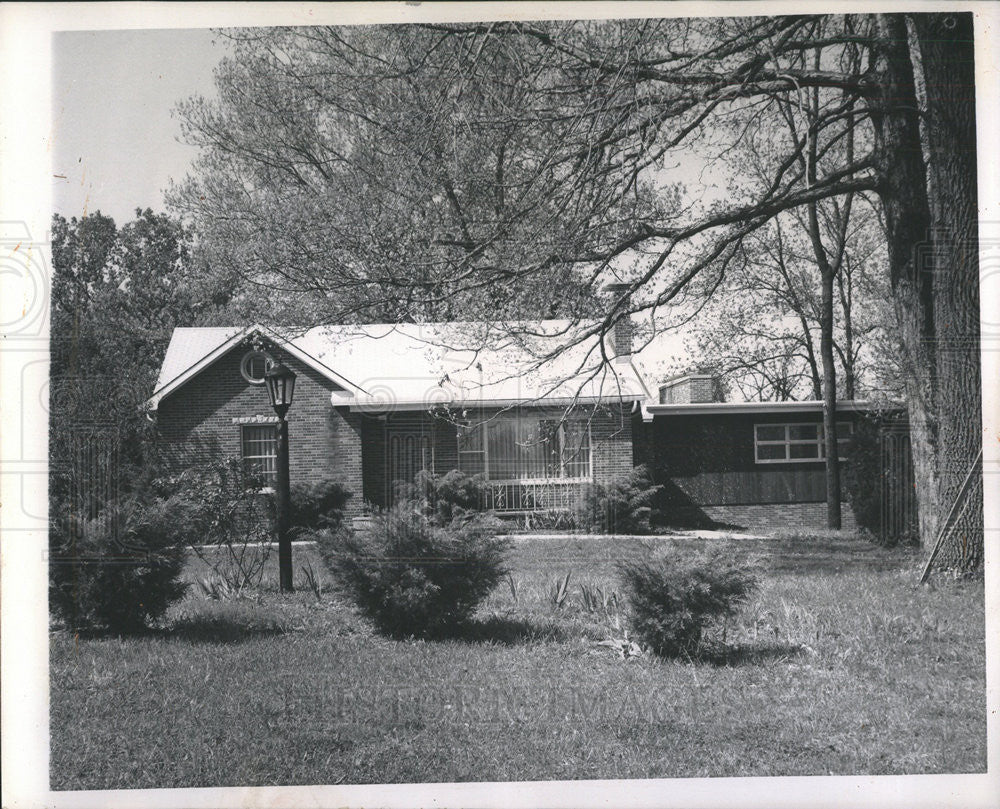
[603,282,634,361]
[659,373,718,404]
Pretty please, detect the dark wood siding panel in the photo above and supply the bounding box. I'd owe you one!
[635,411,859,506]
[668,469,823,505]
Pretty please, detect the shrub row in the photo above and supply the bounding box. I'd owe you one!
[52,458,760,658]
[316,475,758,653]
[397,466,663,535]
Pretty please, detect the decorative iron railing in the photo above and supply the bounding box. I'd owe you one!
[483,478,588,513]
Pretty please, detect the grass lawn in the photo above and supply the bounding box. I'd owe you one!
[49,531,986,789]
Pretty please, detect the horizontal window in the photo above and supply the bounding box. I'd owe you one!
[458,415,591,481]
[754,421,852,464]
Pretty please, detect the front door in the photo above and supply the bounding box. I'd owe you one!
[386,429,432,504]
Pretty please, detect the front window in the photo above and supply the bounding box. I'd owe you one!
[458,415,591,481]
[754,421,852,464]
[241,425,277,481]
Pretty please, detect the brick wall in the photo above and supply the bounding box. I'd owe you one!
[590,405,634,482]
[155,343,365,516]
[696,502,857,532]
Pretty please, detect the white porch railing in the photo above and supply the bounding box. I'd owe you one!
[483,478,589,513]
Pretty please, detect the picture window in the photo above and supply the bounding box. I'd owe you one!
[457,416,592,481]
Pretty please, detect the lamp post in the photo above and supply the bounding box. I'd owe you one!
[264,360,296,592]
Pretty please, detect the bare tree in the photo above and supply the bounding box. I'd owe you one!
[690,212,890,404]
[172,14,981,568]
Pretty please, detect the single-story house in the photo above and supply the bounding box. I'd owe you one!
[147,319,891,530]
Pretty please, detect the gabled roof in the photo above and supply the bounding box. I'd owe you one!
[148,321,649,411]
[147,324,365,410]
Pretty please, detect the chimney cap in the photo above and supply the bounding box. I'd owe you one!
[602,280,634,295]
[662,370,714,385]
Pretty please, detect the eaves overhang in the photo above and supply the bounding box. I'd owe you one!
[347,393,646,414]
[645,399,904,417]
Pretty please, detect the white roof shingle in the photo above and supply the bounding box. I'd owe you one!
[149,321,650,412]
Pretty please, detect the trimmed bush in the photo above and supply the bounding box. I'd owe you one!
[49,495,189,634]
[392,469,486,526]
[617,552,759,658]
[289,478,352,534]
[574,465,663,535]
[322,505,510,638]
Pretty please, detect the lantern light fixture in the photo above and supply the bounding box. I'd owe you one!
[264,361,296,419]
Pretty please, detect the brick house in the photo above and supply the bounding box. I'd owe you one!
[147,321,886,530]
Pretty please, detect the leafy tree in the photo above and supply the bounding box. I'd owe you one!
[687,199,897,527]
[173,15,981,569]
[49,209,224,598]
[169,25,606,326]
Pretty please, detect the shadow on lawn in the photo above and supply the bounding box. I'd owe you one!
[159,615,288,644]
[748,534,920,576]
[60,616,287,643]
[699,640,808,667]
[448,614,566,645]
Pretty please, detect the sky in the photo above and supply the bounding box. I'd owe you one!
[52,28,224,224]
[46,25,696,385]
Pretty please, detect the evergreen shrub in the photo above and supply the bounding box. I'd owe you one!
[322,504,509,638]
[574,465,663,534]
[617,551,759,657]
[49,495,189,633]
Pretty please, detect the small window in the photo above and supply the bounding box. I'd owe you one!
[241,425,277,482]
[789,442,820,460]
[240,351,272,385]
[788,424,819,441]
[755,421,852,464]
[756,424,785,442]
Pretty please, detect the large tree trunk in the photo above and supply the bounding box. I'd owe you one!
[867,13,982,568]
[868,14,941,546]
[911,13,982,570]
[804,203,843,531]
[837,260,857,399]
[801,72,843,531]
